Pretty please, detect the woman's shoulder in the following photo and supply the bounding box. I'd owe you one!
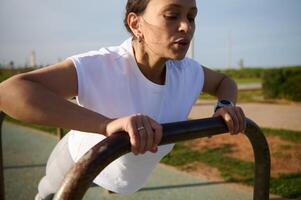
[70,44,129,62]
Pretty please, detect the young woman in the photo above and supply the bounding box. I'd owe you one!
[0,0,246,199]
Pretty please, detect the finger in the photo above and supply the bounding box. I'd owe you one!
[234,107,244,133]
[148,117,163,148]
[142,116,154,152]
[227,107,240,134]
[127,119,139,155]
[238,107,247,133]
[224,111,234,134]
[136,115,146,154]
[150,146,158,153]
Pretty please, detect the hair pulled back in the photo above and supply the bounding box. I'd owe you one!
[124,0,150,35]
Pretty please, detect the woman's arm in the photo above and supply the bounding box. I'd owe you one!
[202,66,237,103]
[0,59,162,155]
[202,65,246,134]
[0,59,109,134]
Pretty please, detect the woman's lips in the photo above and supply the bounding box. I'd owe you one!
[174,40,190,49]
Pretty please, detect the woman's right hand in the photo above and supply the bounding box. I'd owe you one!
[104,114,163,155]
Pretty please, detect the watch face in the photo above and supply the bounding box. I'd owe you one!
[220,100,231,105]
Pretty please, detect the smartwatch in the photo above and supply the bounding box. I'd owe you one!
[214,99,234,112]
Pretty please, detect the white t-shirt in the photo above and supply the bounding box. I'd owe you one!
[67,38,204,194]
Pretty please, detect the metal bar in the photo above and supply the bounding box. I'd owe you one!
[0,112,5,200]
[245,118,271,199]
[53,117,270,200]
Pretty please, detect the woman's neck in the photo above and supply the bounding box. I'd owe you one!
[132,39,167,85]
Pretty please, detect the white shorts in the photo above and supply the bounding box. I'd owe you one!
[35,134,74,199]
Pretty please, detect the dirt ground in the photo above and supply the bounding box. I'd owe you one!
[187,133,301,177]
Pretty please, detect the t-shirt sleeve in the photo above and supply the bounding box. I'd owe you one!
[197,63,205,94]
[185,58,205,94]
[67,51,101,106]
[67,55,85,106]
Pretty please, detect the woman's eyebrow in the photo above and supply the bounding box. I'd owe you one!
[161,4,198,12]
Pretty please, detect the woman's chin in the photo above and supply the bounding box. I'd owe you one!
[169,53,187,60]
[167,48,189,60]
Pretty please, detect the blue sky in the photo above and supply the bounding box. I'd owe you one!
[0,0,300,68]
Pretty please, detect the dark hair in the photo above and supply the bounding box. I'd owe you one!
[124,0,150,35]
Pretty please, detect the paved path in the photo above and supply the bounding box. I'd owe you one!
[2,121,265,200]
[238,83,262,90]
[189,101,301,131]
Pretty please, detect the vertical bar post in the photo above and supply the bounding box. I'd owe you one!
[0,112,6,200]
[56,128,64,140]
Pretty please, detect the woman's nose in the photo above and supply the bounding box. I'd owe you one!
[178,18,192,33]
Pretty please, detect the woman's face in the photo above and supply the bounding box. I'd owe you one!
[140,0,197,60]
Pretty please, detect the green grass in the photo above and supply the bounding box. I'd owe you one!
[200,88,297,103]
[161,143,254,182]
[236,89,264,102]
[270,173,301,199]
[199,93,216,100]
[161,141,301,199]
[0,67,36,82]
[262,128,301,142]
[200,89,264,103]
[234,78,262,84]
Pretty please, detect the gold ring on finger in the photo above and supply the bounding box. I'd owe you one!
[137,126,145,132]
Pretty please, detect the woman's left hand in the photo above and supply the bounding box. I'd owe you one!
[213,106,246,135]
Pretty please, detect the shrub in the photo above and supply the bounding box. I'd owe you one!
[262,67,301,101]
[0,67,35,82]
[217,68,265,79]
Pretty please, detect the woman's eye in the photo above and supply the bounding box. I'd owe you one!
[188,17,195,23]
[187,14,196,23]
[164,14,179,20]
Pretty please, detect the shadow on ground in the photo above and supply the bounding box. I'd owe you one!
[139,181,231,192]
[4,163,46,170]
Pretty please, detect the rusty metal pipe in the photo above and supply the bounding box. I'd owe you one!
[53,117,270,200]
[245,118,271,199]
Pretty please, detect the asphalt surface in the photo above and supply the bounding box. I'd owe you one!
[2,121,258,200]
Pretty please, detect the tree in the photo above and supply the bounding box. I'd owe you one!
[9,61,15,68]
